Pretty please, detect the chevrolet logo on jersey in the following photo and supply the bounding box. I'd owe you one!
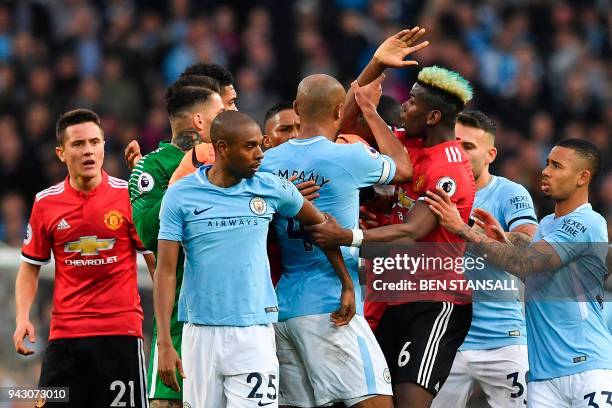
[64,236,116,256]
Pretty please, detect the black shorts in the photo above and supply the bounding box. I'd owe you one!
[39,335,149,408]
[375,301,472,396]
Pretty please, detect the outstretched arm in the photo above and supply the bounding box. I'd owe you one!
[306,201,438,247]
[340,27,428,136]
[425,189,562,280]
[352,77,413,183]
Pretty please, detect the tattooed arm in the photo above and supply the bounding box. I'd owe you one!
[506,223,537,248]
[425,189,562,280]
[507,232,533,249]
[454,224,561,280]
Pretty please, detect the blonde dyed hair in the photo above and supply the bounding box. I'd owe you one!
[417,66,473,105]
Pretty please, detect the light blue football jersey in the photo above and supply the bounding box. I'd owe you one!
[158,165,304,326]
[461,176,537,350]
[526,203,612,381]
[260,136,396,321]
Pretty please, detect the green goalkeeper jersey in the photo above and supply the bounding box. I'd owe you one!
[129,140,185,335]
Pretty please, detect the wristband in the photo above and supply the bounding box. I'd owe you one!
[351,229,364,247]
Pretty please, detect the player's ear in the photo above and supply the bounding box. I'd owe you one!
[217,139,229,156]
[487,147,497,165]
[262,135,271,149]
[576,169,590,187]
[426,110,442,126]
[55,145,66,163]
[293,100,300,117]
[192,113,204,131]
[334,103,344,122]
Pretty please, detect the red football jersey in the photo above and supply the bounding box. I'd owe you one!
[21,172,147,340]
[394,139,475,301]
[365,136,475,329]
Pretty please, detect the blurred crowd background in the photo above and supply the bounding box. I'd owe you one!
[0,0,610,401]
[0,0,610,247]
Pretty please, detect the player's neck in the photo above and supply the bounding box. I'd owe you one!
[554,189,589,218]
[69,172,103,193]
[298,123,336,141]
[423,126,455,147]
[475,169,492,191]
[207,165,241,188]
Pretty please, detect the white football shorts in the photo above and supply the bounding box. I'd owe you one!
[431,345,528,408]
[528,369,612,408]
[181,323,279,408]
[275,313,392,407]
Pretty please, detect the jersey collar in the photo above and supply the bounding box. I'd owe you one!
[554,203,592,220]
[64,170,109,197]
[195,165,246,192]
[158,139,172,148]
[288,136,327,146]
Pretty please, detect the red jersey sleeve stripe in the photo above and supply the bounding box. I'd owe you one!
[21,252,51,265]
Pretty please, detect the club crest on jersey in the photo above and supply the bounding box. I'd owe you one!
[64,236,116,256]
[104,210,124,231]
[249,197,267,215]
[364,144,380,159]
[24,223,32,245]
[137,172,155,192]
[35,395,46,407]
[436,176,457,197]
[414,175,426,193]
[383,368,391,383]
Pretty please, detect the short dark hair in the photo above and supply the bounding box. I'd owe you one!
[457,110,496,138]
[166,86,215,119]
[180,63,234,87]
[169,75,221,95]
[211,110,259,147]
[377,95,403,128]
[555,138,602,181]
[416,82,465,127]
[264,101,294,127]
[56,109,102,146]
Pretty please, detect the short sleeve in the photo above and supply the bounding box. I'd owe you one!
[274,176,304,218]
[157,187,184,242]
[540,215,591,265]
[21,201,51,265]
[342,143,397,187]
[500,183,538,231]
[422,165,465,203]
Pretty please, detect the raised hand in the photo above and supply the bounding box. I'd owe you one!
[372,27,429,69]
[353,73,385,113]
[124,140,142,170]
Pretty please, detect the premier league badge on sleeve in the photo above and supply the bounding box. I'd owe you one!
[137,173,155,193]
[363,143,380,159]
[436,176,457,197]
[24,223,32,245]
